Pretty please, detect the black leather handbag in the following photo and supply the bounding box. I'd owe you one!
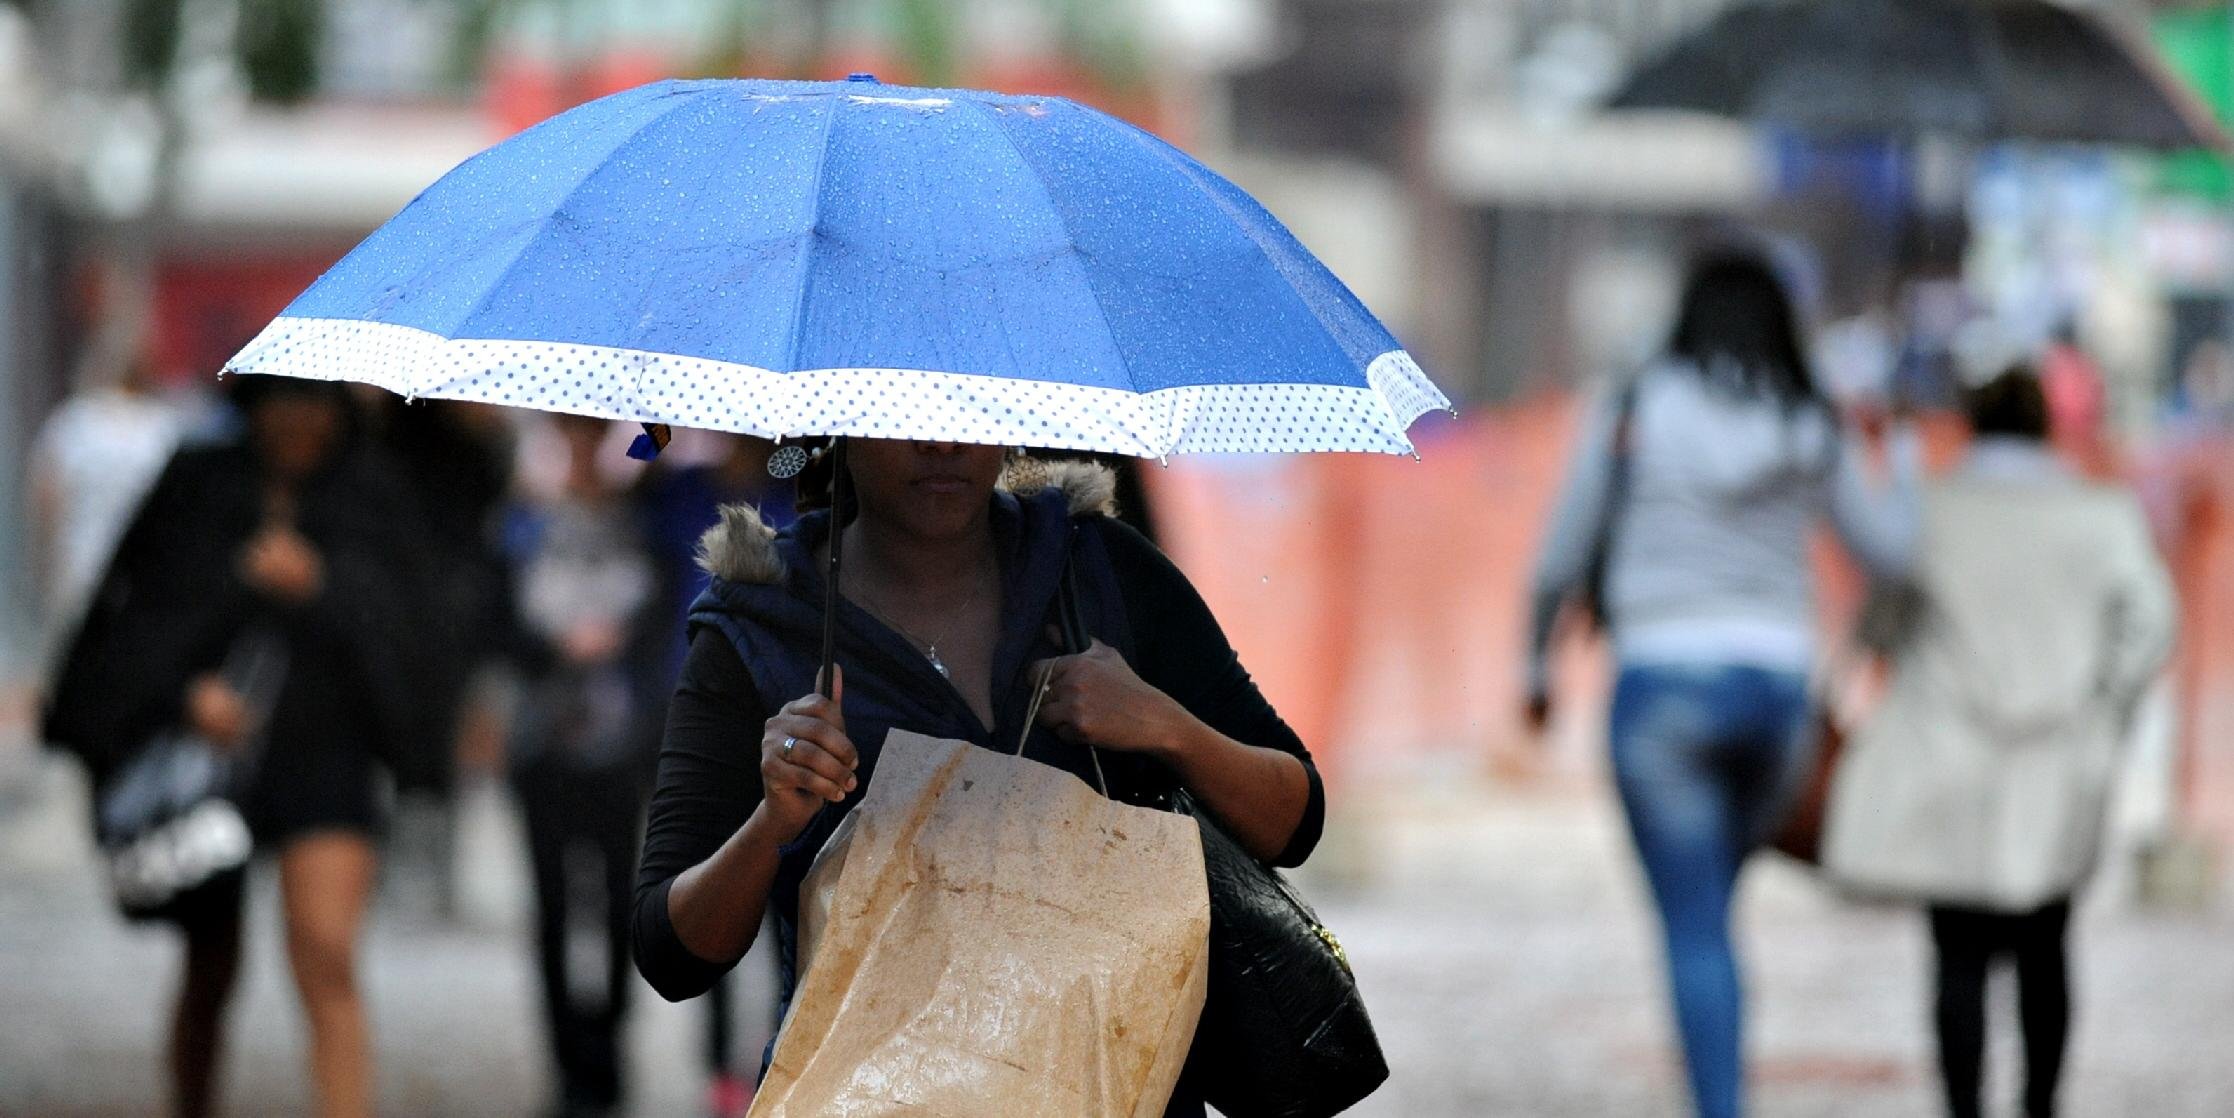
[1173,790,1388,1118]
[1049,548,1388,1118]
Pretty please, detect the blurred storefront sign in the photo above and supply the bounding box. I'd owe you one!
[1430,108,1768,211]
[164,106,490,234]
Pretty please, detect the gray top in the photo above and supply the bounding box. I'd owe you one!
[1527,361,1921,690]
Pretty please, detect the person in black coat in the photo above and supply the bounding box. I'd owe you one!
[365,395,517,794]
[632,443,1323,1116]
[44,377,432,1118]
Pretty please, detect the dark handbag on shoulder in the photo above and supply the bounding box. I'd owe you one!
[97,625,288,923]
[1172,791,1388,1117]
[1046,552,1388,1118]
[1769,704,1845,865]
[1770,576,1917,865]
[1578,380,1642,630]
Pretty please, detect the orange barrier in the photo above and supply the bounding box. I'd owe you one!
[1148,399,1581,783]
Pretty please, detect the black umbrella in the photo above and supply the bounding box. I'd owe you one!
[1609,0,2229,151]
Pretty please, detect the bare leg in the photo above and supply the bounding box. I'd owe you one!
[172,886,246,1118]
[278,832,379,1118]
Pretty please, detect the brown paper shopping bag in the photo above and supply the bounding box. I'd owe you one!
[749,729,1211,1118]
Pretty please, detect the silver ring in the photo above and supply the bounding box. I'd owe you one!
[781,736,798,756]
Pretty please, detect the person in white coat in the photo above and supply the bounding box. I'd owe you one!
[1822,364,2176,1118]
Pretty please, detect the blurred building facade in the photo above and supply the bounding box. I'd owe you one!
[2,0,2220,422]
[1,0,2230,837]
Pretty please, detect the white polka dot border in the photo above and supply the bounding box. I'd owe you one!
[222,316,1451,457]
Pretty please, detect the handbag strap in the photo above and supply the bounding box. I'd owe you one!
[1014,530,1109,797]
[1581,378,1642,629]
[216,620,292,784]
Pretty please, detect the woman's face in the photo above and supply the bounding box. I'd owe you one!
[846,439,1006,540]
[250,394,345,481]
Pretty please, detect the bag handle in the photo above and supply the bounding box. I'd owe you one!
[1015,531,1109,797]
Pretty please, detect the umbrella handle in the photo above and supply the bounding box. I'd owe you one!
[819,437,848,700]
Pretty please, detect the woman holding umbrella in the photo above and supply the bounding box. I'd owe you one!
[630,440,1322,1116]
[217,73,1446,1115]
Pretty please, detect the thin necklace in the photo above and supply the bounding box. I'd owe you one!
[849,571,987,681]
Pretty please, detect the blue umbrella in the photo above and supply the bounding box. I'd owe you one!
[223,75,1447,459]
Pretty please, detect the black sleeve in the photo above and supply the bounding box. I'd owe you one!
[632,628,770,1001]
[42,451,243,774]
[1098,518,1326,868]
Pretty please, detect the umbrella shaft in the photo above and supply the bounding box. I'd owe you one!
[820,438,848,700]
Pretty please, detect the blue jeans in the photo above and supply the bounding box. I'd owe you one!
[1610,662,1814,1118]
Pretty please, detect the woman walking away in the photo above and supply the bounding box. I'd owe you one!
[1525,249,1920,1118]
[1824,362,2174,1118]
[633,441,1323,1117]
[45,377,430,1118]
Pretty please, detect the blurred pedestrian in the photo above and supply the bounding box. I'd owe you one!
[1525,249,1920,1118]
[633,434,793,1117]
[1823,364,2175,1118]
[2138,341,2234,848]
[26,359,181,657]
[360,397,521,927]
[639,434,797,686]
[2037,320,2116,479]
[503,414,663,1118]
[43,377,430,1118]
[366,396,518,793]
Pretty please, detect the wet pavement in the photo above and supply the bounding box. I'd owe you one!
[3,752,2230,1117]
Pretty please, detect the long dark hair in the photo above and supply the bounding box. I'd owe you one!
[1667,251,1820,407]
[1962,367,2049,441]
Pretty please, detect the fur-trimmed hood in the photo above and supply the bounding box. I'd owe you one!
[695,458,1120,586]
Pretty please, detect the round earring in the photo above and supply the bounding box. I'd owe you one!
[767,441,812,480]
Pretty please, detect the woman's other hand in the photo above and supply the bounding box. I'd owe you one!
[1029,640,1188,757]
[186,674,250,752]
[239,526,325,604]
[758,667,858,840]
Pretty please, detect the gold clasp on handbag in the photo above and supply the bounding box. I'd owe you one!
[1313,924,1351,974]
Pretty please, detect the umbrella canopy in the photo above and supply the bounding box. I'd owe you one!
[1609,0,2229,152]
[223,75,1449,459]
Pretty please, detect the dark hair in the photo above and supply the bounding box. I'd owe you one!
[225,374,361,451]
[1668,251,1820,405]
[1962,367,2050,441]
[225,372,353,413]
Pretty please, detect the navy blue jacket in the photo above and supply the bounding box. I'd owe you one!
[635,479,1323,1115]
